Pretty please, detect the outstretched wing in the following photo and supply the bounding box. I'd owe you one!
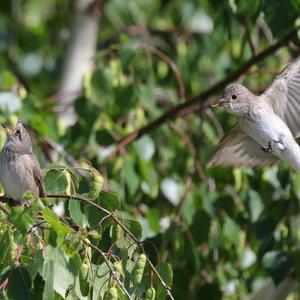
[208,124,277,167]
[262,56,300,138]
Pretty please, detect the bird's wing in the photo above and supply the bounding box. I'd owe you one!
[262,56,300,138]
[208,124,277,167]
[31,155,46,197]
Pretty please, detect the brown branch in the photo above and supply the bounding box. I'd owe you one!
[47,194,174,300]
[109,26,299,155]
[96,25,184,51]
[0,193,172,298]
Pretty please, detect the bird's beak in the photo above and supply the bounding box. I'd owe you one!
[17,115,23,125]
[211,98,226,108]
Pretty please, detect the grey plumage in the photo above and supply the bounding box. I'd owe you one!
[209,56,300,173]
[0,118,45,201]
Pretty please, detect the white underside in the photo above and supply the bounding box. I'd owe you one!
[242,113,300,172]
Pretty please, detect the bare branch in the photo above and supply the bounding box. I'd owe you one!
[109,26,299,154]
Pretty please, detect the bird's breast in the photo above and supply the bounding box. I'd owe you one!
[240,112,295,151]
[240,112,300,172]
[0,151,38,200]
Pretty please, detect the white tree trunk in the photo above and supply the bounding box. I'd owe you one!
[58,0,101,126]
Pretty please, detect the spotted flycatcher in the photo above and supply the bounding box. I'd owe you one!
[209,57,300,173]
[0,117,45,201]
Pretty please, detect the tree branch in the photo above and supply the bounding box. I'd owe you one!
[0,193,174,299]
[110,26,299,155]
[82,239,133,300]
[134,43,186,102]
[47,194,175,300]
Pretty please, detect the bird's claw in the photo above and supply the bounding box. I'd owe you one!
[20,200,30,207]
[261,139,285,153]
[261,141,273,153]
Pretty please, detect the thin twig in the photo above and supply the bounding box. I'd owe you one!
[0,193,174,299]
[47,193,174,300]
[82,239,133,300]
[134,43,186,102]
[43,137,87,177]
[109,26,299,155]
[241,20,256,55]
[0,202,10,215]
[170,122,207,183]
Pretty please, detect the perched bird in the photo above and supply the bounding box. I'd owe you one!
[0,117,45,201]
[208,56,300,173]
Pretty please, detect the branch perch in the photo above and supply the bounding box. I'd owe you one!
[47,194,175,300]
[111,27,299,154]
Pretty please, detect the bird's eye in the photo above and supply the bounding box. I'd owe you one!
[232,94,237,100]
[15,129,21,136]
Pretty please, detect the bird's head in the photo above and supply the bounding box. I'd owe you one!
[212,83,255,116]
[1,116,33,154]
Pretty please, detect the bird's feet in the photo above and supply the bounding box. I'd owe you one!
[20,200,30,207]
[261,139,285,153]
[261,141,273,153]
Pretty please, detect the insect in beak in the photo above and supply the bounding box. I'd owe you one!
[211,98,225,108]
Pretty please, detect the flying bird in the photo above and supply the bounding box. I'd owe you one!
[208,56,300,173]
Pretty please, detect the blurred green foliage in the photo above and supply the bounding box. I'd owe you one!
[0,0,300,299]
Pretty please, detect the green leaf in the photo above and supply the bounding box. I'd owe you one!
[161,178,181,206]
[248,189,264,222]
[40,246,75,299]
[42,208,70,238]
[86,191,120,230]
[123,218,143,241]
[0,229,10,265]
[190,209,211,244]
[0,71,18,89]
[134,135,155,161]
[97,190,121,212]
[44,169,68,194]
[263,0,299,36]
[95,129,115,146]
[7,266,31,300]
[42,259,55,300]
[223,218,240,246]
[9,206,36,235]
[145,208,160,234]
[155,262,173,299]
[124,156,140,196]
[85,206,104,229]
[68,200,88,228]
[262,250,293,285]
[116,211,143,240]
[292,173,300,199]
[91,263,111,300]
